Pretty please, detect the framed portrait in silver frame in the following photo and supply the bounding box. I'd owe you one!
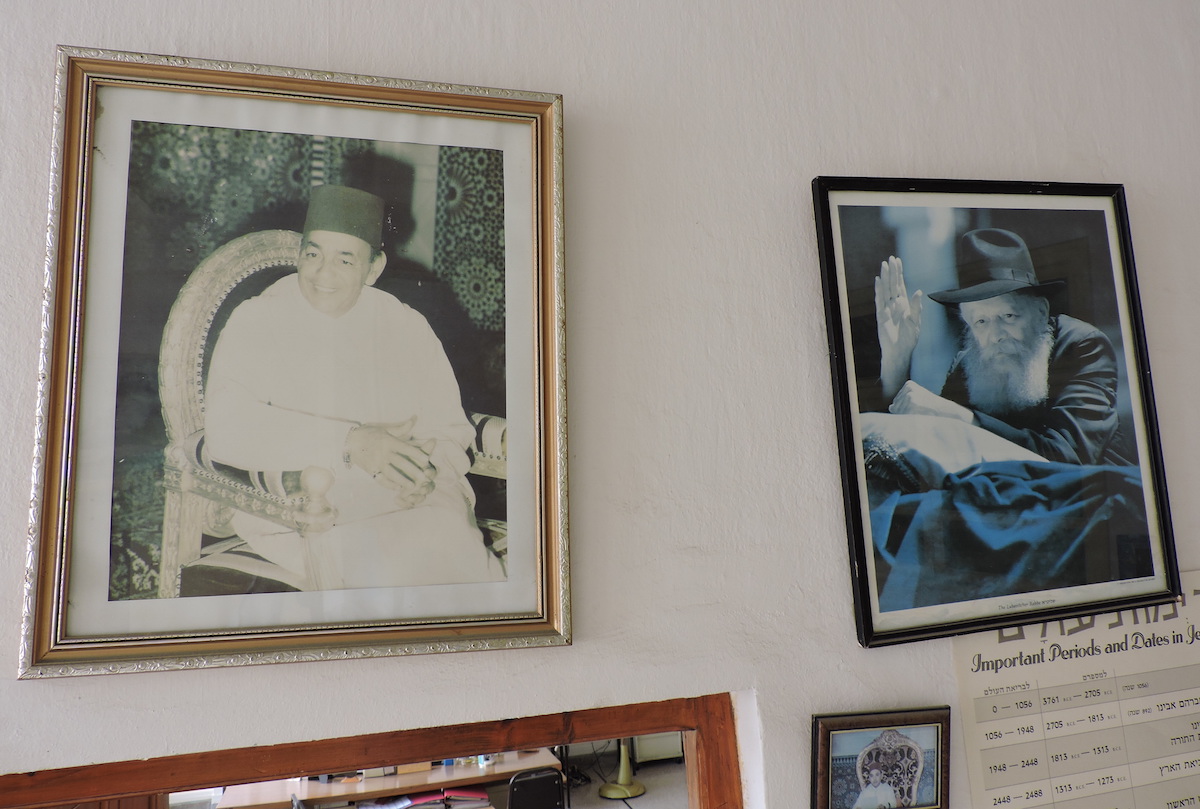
[21,46,568,676]
[812,707,950,809]
[812,176,1178,647]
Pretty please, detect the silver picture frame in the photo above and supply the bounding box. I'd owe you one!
[21,46,568,676]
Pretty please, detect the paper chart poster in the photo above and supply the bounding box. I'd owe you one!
[953,570,1200,809]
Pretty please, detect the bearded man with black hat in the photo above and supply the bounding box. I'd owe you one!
[204,185,502,591]
[874,227,1127,466]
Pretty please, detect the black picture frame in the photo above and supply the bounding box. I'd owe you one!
[812,176,1179,647]
[812,707,951,809]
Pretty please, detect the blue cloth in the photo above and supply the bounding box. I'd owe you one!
[870,460,1153,611]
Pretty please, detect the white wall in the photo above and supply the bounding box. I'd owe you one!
[2,3,1198,808]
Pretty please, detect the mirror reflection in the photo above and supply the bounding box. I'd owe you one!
[168,735,688,809]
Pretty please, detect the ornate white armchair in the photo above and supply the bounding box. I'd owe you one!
[156,230,506,597]
[855,728,924,807]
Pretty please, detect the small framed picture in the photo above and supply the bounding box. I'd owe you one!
[21,47,567,675]
[812,176,1179,647]
[812,707,950,809]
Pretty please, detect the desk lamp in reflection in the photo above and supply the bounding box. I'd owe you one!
[599,738,645,800]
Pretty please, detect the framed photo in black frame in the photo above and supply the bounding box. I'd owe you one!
[812,176,1179,647]
[812,707,950,809]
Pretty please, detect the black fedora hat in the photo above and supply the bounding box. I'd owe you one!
[928,228,1065,305]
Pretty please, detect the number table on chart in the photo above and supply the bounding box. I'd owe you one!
[969,662,1200,809]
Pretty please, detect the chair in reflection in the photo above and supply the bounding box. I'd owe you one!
[508,767,566,809]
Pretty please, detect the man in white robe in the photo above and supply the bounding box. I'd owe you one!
[852,767,897,809]
[204,185,501,591]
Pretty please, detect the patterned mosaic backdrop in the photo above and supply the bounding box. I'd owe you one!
[125,122,505,331]
[109,123,506,599]
[434,147,506,332]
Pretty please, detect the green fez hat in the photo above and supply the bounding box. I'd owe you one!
[303,185,385,249]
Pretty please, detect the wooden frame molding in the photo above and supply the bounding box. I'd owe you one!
[1,693,743,809]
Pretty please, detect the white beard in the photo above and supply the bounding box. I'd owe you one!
[962,326,1053,416]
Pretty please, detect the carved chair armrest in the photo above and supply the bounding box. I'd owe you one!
[468,412,507,479]
[163,430,337,536]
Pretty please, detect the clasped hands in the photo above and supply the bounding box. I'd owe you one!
[889,379,973,423]
[345,416,437,509]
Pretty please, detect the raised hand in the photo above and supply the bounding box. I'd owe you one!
[874,255,923,401]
